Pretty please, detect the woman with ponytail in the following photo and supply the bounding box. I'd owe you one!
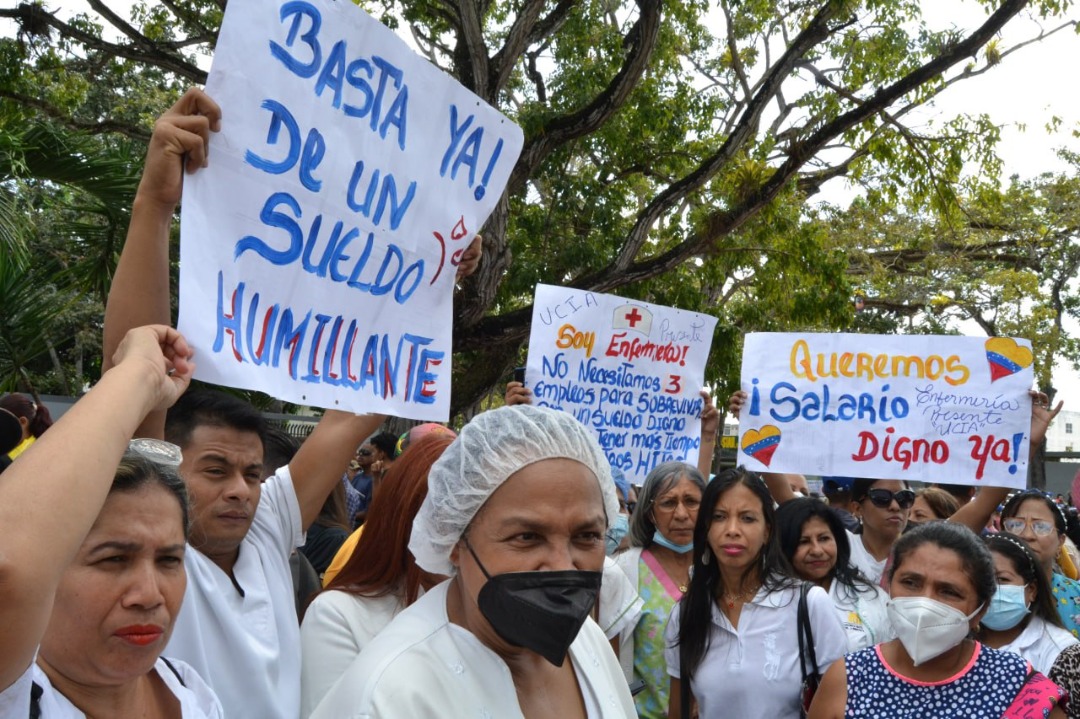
[0,393,53,460]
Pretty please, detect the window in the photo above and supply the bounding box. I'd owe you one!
[1068,423,1074,435]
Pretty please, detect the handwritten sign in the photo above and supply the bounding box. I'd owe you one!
[738,333,1035,487]
[177,0,523,420]
[525,284,717,482]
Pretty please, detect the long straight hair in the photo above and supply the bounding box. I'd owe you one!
[676,467,795,685]
[321,434,453,605]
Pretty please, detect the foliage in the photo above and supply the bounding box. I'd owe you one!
[1,0,1078,414]
[841,160,1080,388]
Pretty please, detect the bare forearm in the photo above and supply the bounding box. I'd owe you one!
[103,195,175,370]
[0,360,165,683]
[761,472,799,504]
[290,410,386,529]
[698,436,715,477]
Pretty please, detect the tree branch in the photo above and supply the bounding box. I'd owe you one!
[488,0,547,97]
[521,0,579,50]
[0,4,206,82]
[454,0,491,97]
[505,0,662,195]
[0,90,151,140]
[607,2,848,273]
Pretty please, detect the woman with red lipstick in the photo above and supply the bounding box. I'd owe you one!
[0,325,222,718]
[776,498,894,651]
[665,468,846,719]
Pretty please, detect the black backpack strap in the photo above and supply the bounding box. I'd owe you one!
[160,656,187,687]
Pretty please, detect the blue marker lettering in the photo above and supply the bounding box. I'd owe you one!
[270,1,322,78]
[245,100,301,176]
[235,192,303,264]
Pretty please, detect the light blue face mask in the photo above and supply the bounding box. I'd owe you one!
[981,583,1031,631]
[652,529,693,554]
[606,514,630,555]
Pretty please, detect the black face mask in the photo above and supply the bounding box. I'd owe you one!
[464,538,602,667]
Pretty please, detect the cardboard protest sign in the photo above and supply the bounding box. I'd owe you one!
[178,0,523,420]
[525,284,718,482]
[738,333,1035,487]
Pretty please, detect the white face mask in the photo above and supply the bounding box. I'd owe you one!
[886,596,983,666]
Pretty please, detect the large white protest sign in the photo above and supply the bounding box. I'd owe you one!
[525,284,717,482]
[738,333,1035,487]
[178,0,523,420]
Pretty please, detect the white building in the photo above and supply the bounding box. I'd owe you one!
[1046,409,1080,457]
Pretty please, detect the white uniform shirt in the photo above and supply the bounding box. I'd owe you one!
[998,615,1079,675]
[165,467,304,719]
[664,584,847,719]
[0,658,222,718]
[300,589,405,718]
[829,579,895,652]
[599,556,644,641]
[310,580,637,718]
[846,530,888,585]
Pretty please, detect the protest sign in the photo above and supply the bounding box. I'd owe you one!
[738,333,1035,487]
[525,284,718,482]
[177,0,523,420]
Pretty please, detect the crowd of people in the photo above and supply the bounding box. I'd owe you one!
[3,85,1080,719]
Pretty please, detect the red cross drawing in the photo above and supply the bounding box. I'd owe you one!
[625,308,643,327]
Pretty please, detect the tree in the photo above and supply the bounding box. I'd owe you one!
[0,105,142,393]
[835,162,1080,486]
[3,0,1077,415]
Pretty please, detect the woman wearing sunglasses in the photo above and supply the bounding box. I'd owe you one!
[999,490,1080,637]
[847,480,915,585]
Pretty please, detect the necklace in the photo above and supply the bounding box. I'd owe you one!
[721,585,759,609]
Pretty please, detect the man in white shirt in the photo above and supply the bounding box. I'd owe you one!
[157,389,381,719]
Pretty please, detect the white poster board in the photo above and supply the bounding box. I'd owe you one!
[526,284,718,482]
[738,333,1035,487]
[178,0,523,420]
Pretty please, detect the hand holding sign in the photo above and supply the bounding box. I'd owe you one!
[455,235,482,281]
[176,0,523,420]
[137,88,222,210]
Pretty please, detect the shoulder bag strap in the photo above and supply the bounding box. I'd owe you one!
[798,582,820,681]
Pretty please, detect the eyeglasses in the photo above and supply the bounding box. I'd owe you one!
[653,496,702,513]
[1002,517,1057,537]
[863,488,915,509]
[127,438,183,468]
[357,448,372,457]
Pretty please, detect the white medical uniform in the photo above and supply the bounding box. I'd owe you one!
[165,467,304,719]
[310,580,636,718]
[829,579,895,652]
[300,590,404,718]
[664,584,847,719]
[0,657,221,718]
[999,615,1079,674]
